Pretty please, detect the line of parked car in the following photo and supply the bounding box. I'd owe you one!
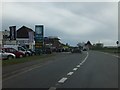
[0,45,36,60]
[0,44,85,60]
[0,45,53,60]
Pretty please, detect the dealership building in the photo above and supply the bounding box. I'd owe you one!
[2,25,65,51]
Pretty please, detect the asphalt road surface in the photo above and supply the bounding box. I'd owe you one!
[2,51,118,89]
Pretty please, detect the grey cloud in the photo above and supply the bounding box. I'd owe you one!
[2,2,118,46]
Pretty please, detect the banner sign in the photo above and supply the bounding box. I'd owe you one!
[9,26,16,40]
[29,31,34,43]
[35,25,44,54]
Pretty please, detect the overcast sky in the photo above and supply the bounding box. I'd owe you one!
[2,2,118,46]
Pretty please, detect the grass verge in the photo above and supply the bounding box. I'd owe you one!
[2,54,54,66]
[98,50,118,54]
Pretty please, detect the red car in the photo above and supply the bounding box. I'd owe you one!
[2,48,25,58]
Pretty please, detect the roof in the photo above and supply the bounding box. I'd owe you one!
[17,26,34,38]
[48,36,60,40]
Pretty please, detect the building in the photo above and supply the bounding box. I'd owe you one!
[16,26,35,49]
[94,43,104,48]
[2,30,17,45]
[2,26,35,49]
[2,26,64,51]
[83,41,92,50]
[0,31,3,48]
[44,36,63,51]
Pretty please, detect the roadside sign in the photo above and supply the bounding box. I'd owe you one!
[29,32,34,43]
[35,25,44,54]
[9,26,16,40]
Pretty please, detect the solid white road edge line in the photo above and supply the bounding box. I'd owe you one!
[58,77,68,83]
[67,72,74,76]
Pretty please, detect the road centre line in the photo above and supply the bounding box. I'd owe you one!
[73,68,78,71]
[83,52,89,62]
[76,65,80,68]
[58,77,68,83]
[80,63,82,65]
[49,52,89,89]
[48,87,56,90]
[67,72,74,76]
[80,52,89,65]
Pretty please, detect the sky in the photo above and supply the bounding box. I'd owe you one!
[1,1,118,46]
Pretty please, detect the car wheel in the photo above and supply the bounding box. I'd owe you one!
[19,55,23,58]
[26,53,29,56]
[8,55,13,60]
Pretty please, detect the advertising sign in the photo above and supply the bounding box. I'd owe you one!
[9,26,16,40]
[29,32,34,43]
[35,25,44,54]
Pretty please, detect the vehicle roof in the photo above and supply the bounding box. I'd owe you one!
[1,47,18,51]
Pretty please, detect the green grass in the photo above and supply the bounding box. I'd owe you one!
[99,49,117,53]
[2,54,54,66]
[92,47,119,54]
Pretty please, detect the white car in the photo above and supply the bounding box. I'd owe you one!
[0,50,16,60]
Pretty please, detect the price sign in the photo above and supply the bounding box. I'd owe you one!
[35,25,44,54]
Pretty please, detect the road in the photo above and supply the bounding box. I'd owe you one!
[2,51,118,89]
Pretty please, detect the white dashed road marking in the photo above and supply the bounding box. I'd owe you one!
[48,87,56,90]
[50,52,89,89]
[67,72,74,76]
[73,68,78,71]
[76,65,80,68]
[58,77,68,83]
[80,63,82,65]
[80,52,89,65]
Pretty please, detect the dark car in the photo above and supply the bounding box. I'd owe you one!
[29,49,36,55]
[71,47,82,53]
[2,48,25,58]
[44,48,52,54]
[83,48,87,51]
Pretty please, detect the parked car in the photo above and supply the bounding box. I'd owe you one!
[4,45,31,56]
[18,46,32,56]
[46,48,52,54]
[0,50,16,60]
[21,46,33,56]
[2,48,25,58]
[29,49,36,55]
[43,48,52,54]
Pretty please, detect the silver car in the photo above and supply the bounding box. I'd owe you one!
[0,50,16,60]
